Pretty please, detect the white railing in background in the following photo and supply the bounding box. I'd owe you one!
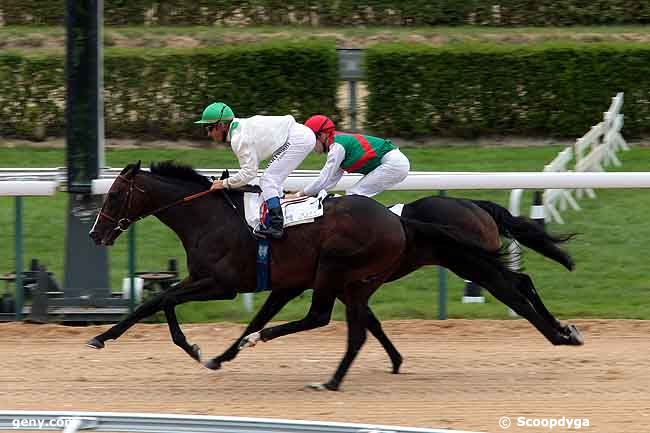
[510,92,629,224]
[88,171,650,195]
[541,147,580,224]
[4,169,650,196]
[574,92,628,200]
[0,181,58,196]
[0,411,481,433]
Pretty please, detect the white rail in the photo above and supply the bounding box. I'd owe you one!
[90,171,650,195]
[0,411,480,433]
[5,168,650,195]
[0,180,58,196]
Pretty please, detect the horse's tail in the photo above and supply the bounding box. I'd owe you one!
[470,199,576,271]
[401,217,510,277]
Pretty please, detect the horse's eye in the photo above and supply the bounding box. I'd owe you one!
[108,191,118,200]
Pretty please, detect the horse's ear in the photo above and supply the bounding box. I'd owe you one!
[135,160,141,171]
[220,169,230,180]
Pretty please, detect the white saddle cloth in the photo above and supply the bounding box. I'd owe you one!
[389,203,404,216]
[244,189,328,229]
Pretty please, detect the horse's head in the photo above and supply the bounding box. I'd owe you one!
[89,161,148,246]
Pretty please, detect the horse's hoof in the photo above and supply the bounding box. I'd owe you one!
[567,324,584,345]
[392,354,403,374]
[306,380,340,391]
[190,344,201,362]
[203,359,222,370]
[86,338,104,349]
[238,332,261,350]
[305,381,339,391]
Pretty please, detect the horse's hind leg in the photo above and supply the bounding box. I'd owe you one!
[483,273,579,346]
[204,286,305,370]
[317,301,369,391]
[240,267,341,346]
[365,306,402,373]
[514,273,583,345]
[244,286,337,345]
[457,263,572,346]
[336,295,402,374]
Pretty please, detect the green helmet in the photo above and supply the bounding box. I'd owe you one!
[195,102,235,124]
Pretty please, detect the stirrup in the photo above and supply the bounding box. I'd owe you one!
[254,224,283,240]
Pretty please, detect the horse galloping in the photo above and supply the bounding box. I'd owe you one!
[87,161,582,390]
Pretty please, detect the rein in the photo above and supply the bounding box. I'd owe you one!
[100,174,253,235]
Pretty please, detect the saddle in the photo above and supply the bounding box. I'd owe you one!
[216,171,327,293]
[244,190,328,229]
[215,170,327,228]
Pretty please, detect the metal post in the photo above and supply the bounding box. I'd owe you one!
[349,80,357,131]
[337,48,363,132]
[64,0,110,305]
[14,197,23,321]
[531,190,545,226]
[128,224,136,313]
[437,190,447,320]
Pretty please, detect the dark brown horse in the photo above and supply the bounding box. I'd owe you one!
[87,161,582,390]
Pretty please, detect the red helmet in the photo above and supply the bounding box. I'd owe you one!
[304,115,335,146]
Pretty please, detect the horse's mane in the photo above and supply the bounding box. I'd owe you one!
[149,161,212,188]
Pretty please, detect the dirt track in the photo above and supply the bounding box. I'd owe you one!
[1,319,649,433]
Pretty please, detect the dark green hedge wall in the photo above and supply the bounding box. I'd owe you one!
[365,43,650,138]
[4,42,650,140]
[0,42,338,140]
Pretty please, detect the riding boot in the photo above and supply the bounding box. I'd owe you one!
[254,200,284,240]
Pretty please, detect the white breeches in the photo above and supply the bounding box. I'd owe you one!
[260,123,315,202]
[346,149,410,197]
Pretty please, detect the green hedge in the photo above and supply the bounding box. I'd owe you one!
[5,42,650,141]
[0,42,338,140]
[3,0,650,26]
[365,43,650,138]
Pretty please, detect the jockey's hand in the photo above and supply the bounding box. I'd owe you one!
[284,191,304,200]
[210,179,226,191]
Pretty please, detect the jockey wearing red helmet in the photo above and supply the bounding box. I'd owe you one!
[293,114,410,199]
[304,114,335,153]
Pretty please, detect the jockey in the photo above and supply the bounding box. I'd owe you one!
[196,102,315,239]
[289,114,410,198]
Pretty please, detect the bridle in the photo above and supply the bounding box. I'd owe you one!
[99,174,213,233]
[99,172,251,235]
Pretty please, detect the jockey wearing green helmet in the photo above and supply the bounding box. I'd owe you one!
[195,102,235,124]
[195,102,235,142]
[196,101,316,240]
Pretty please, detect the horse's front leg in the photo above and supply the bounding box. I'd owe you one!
[160,277,204,361]
[204,286,305,370]
[164,305,202,362]
[162,279,241,362]
[86,276,224,350]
